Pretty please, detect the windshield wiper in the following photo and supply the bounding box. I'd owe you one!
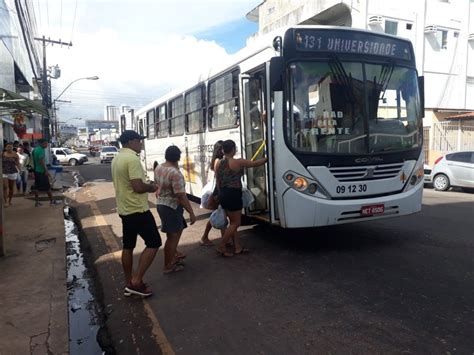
[328,55,355,103]
[378,61,395,102]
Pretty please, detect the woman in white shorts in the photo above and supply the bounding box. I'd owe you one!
[3,142,20,206]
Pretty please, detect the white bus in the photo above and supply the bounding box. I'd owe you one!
[135,26,425,228]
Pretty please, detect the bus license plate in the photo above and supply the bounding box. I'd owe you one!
[361,204,384,216]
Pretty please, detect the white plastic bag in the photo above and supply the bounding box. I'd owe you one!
[200,180,215,209]
[242,188,255,208]
[210,206,228,229]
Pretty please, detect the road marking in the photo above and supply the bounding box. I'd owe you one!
[88,200,175,354]
[143,301,176,355]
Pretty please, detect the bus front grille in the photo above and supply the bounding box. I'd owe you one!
[329,163,404,182]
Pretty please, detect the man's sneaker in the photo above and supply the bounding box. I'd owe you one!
[124,282,152,297]
[35,201,42,207]
[50,200,60,205]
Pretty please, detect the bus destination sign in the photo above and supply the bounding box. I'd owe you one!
[294,30,412,60]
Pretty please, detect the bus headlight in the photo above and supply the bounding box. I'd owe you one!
[405,161,424,191]
[293,177,308,190]
[307,183,318,194]
[283,171,328,198]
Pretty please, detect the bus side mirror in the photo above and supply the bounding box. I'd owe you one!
[418,76,425,118]
[270,57,285,91]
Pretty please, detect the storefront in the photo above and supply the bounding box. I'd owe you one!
[0,88,48,145]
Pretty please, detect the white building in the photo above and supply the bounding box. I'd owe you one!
[104,104,133,122]
[104,105,121,121]
[246,0,474,163]
[119,107,135,134]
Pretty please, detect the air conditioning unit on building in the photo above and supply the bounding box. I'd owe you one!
[368,15,383,26]
[468,33,474,41]
[424,25,438,33]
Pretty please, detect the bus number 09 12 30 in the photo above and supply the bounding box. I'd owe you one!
[336,184,367,194]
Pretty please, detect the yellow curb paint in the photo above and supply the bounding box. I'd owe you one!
[89,200,174,354]
[143,301,176,355]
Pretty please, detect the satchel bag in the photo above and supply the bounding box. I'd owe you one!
[201,176,219,210]
[205,187,219,210]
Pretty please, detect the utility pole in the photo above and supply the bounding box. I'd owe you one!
[52,99,71,140]
[34,36,72,142]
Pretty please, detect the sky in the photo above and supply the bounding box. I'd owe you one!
[34,0,261,125]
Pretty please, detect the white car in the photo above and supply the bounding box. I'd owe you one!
[100,146,119,163]
[51,147,88,166]
[431,151,474,191]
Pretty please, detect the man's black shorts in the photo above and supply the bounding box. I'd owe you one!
[34,172,51,191]
[119,210,162,249]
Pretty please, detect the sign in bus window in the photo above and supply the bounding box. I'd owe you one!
[288,60,421,154]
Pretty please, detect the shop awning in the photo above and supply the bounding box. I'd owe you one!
[0,88,48,116]
[444,112,474,120]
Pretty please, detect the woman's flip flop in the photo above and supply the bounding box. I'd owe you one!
[234,247,250,255]
[163,264,185,274]
[199,239,214,246]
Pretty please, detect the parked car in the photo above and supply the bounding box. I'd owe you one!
[430,151,474,191]
[424,164,433,184]
[51,147,88,166]
[100,146,119,163]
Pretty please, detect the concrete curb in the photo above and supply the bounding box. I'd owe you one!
[67,185,163,354]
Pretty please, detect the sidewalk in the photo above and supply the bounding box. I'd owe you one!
[0,172,72,355]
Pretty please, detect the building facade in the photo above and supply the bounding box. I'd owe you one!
[104,105,121,121]
[0,0,44,143]
[247,0,474,163]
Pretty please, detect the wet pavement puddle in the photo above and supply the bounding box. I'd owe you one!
[64,206,105,355]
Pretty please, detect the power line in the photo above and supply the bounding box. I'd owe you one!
[45,0,49,29]
[70,0,78,42]
[51,87,160,99]
[36,1,42,30]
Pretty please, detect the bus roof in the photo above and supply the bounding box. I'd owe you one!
[136,25,414,116]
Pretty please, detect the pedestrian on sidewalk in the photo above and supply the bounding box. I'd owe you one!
[2,142,20,206]
[155,145,196,274]
[200,140,225,246]
[31,139,56,206]
[16,146,29,195]
[112,130,162,297]
[22,141,31,156]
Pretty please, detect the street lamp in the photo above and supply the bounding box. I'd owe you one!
[52,76,99,141]
[54,76,99,102]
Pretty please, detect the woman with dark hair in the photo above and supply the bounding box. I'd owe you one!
[200,140,224,246]
[155,145,196,273]
[2,142,20,206]
[215,139,267,256]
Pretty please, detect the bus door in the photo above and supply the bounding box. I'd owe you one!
[241,69,268,214]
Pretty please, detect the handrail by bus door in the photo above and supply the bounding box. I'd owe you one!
[240,71,269,216]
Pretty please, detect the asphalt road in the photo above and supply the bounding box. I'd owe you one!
[73,157,474,354]
[75,155,112,182]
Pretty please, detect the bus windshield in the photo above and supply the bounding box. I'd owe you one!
[288,60,422,154]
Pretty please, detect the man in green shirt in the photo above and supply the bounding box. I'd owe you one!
[112,130,161,297]
[31,139,55,206]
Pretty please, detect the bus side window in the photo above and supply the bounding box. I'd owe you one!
[208,70,240,130]
[146,109,155,139]
[185,85,206,134]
